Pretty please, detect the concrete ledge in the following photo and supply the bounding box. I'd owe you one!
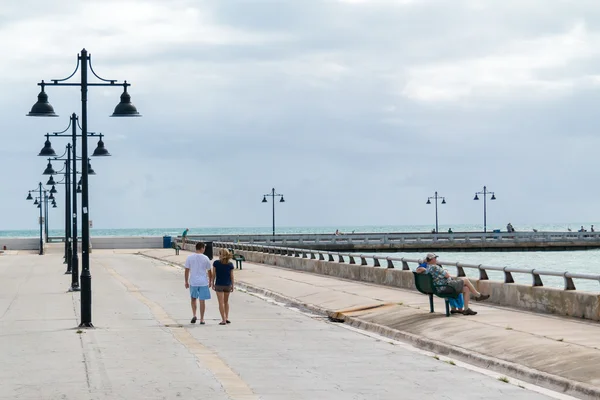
[232,249,600,321]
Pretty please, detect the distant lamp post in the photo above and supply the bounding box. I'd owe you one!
[474,186,496,232]
[26,182,44,255]
[262,188,285,236]
[28,48,140,328]
[426,191,446,233]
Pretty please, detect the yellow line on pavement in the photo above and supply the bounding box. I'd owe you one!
[105,266,259,400]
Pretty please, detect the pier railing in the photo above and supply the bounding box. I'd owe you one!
[189,231,600,245]
[212,241,600,291]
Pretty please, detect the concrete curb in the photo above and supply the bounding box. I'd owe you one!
[143,253,599,400]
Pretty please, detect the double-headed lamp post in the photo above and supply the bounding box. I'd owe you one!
[27,48,140,328]
[473,186,496,232]
[26,183,44,255]
[39,116,107,293]
[262,188,285,236]
[426,191,446,233]
[26,184,56,255]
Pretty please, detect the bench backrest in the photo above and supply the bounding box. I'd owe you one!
[413,272,435,294]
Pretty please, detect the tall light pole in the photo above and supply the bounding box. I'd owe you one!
[38,116,106,292]
[426,191,446,233]
[474,186,496,232]
[262,188,285,236]
[28,48,140,328]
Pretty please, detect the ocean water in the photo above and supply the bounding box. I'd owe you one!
[0,222,594,238]
[2,224,599,292]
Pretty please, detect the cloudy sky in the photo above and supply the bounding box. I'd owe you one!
[2,0,600,232]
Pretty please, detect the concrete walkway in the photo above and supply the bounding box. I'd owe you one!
[0,249,569,400]
[143,248,600,399]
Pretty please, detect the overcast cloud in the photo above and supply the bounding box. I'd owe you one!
[2,0,600,231]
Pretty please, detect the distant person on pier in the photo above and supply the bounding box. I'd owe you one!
[182,228,189,247]
[335,229,340,236]
[579,226,586,232]
[447,228,453,233]
[591,225,595,232]
[184,241,212,325]
[506,223,514,233]
[416,253,489,315]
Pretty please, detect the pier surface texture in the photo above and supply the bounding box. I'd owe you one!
[0,246,598,399]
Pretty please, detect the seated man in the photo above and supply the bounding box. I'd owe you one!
[416,253,489,316]
[417,261,464,314]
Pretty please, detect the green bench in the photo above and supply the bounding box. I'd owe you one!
[228,248,244,269]
[413,272,460,317]
[233,254,245,269]
[171,241,181,255]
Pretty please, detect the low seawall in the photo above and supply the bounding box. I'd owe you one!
[0,238,40,251]
[1,236,164,250]
[223,246,600,321]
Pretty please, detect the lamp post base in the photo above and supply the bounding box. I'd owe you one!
[68,285,80,292]
[78,322,94,328]
[64,269,72,275]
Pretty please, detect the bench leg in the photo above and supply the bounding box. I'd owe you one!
[428,294,434,313]
[445,300,450,317]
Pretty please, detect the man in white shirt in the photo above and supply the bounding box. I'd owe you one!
[184,241,213,324]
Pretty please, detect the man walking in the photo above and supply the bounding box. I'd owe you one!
[184,241,212,324]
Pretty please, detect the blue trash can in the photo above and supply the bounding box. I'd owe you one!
[163,236,172,249]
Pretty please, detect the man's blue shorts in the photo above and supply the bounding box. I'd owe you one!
[190,286,211,300]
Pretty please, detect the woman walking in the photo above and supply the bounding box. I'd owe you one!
[211,248,235,325]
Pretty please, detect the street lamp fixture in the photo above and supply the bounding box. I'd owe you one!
[28,48,140,328]
[42,161,56,175]
[474,186,496,232]
[262,188,285,236]
[426,191,446,233]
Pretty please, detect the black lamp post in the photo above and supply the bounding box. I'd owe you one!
[28,48,140,328]
[474,186,496,232]
[262,188,285,236]
[40,118,106,292]
[426,191,446,233]
[26,183,44,255]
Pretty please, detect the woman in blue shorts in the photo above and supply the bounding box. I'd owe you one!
[211,248,235,325]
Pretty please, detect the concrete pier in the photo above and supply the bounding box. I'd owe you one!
[0,247,594,399]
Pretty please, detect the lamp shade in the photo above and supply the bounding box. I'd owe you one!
[92,138,110,156]
[111,86,141,117]
[38,137,57,157]
[50,185,57,194]
[27,88,58,117]
[26,193,33,200]
[76,185,82,193]
[46,176,56,186]
[49,193,55,200]
[52,202,57,208]
[34,199,39,205]
[87,162,96,175]
[261,196,267,203]
[280,197,285,203]
[42,161,56,175]
[473,194,479,201]
[426,199,431,204]
[441,199,446,204]
[491,194,497,200]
